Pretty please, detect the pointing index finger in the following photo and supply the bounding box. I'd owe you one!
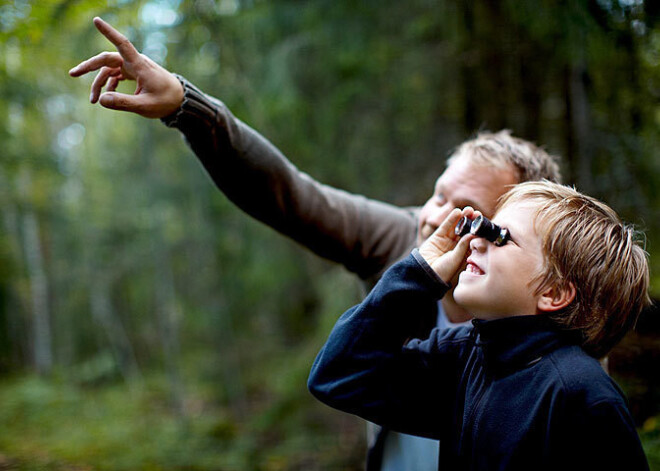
[93,17,140,62]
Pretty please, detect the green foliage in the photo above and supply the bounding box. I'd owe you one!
[0,0,659,468]
[0,268,363,469]
[642,416,660,470]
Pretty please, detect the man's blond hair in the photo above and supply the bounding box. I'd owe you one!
[448,130,562,184]
[498,181,651,358]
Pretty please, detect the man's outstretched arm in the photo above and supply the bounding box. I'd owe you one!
[70,18,417,280]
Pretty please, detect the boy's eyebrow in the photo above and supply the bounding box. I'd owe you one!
[493,217,522,244]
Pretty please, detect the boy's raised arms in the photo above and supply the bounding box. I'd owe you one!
[68,17,183,118]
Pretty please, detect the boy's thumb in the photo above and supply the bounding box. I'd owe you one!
[455,234,474,256]
[448,234,473,266]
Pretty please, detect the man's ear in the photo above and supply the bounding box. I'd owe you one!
[537,282,576,313]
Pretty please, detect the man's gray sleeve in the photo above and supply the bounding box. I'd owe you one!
[161,76,418,281]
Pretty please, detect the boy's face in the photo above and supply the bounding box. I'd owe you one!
[453,200,545,319]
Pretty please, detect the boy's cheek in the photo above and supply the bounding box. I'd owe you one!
[451,260,468,285]
[452,280,469,305]
[453,275,482,309]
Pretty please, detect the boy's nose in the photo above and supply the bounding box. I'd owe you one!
[469,236,488,252]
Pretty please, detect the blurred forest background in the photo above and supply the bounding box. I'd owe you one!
[1,0,659,469]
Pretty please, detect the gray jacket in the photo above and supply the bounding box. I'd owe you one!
[162,76,418,288]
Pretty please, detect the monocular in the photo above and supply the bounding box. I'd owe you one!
[454,216,510,246]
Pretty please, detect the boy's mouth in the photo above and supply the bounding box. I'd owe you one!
[465,259,485,276]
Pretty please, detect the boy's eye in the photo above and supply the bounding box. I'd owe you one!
[436,193,446,204]
[473,216,511,246]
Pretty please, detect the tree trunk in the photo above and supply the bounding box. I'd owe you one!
[567,54,594,192]
[19,166,53,374]
[89,275,143,385]
[0,169,27,367]
[154,240,185,417]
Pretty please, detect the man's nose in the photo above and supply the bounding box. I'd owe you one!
[426,204,452,227]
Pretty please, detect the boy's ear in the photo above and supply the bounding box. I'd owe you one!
[537,282,576,313]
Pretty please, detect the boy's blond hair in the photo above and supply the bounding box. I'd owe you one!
[498,181,651,358]
[448,130,562,184]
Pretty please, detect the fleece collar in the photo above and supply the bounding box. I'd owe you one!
[471,315,577,376]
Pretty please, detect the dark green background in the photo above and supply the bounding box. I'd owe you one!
[0,0,658,469]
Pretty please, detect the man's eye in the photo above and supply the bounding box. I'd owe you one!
[436,194,446,204]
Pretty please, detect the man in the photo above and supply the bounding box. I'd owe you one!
[70,17,561,471]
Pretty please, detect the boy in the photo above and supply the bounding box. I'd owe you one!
[308,181,651,470]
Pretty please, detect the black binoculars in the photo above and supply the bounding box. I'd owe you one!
[454,215,510,246]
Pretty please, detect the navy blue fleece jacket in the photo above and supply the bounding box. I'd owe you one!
[308,251,649,470]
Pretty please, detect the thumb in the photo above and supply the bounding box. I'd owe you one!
[448,233,473,265]
[453,234,476,262]
[432,234,474,282]
[99,92,148,116]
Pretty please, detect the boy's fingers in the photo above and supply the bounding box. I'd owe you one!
[69,52,123,76]
[437,208,464,237]
[93,17,141,62]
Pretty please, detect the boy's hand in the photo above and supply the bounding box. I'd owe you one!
[68,17,184,119]
[418,207,477,283]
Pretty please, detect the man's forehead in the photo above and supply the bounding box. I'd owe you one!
[436,159,518,214]
[439,158,517,184]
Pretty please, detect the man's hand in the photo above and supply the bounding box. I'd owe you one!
[418,207,478,283]
[69,17,184,119]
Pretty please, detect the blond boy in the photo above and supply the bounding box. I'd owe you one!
[309,181,650,470]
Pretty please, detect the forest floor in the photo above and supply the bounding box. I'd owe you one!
[0,371,365,470]
[0,306,657,470]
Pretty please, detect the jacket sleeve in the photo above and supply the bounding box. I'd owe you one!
[308,250,472,439]
[161,76,418,280]
[564,400,650,471]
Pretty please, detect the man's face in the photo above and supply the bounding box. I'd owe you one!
[453,201,545,319]
[416,157,519,247]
